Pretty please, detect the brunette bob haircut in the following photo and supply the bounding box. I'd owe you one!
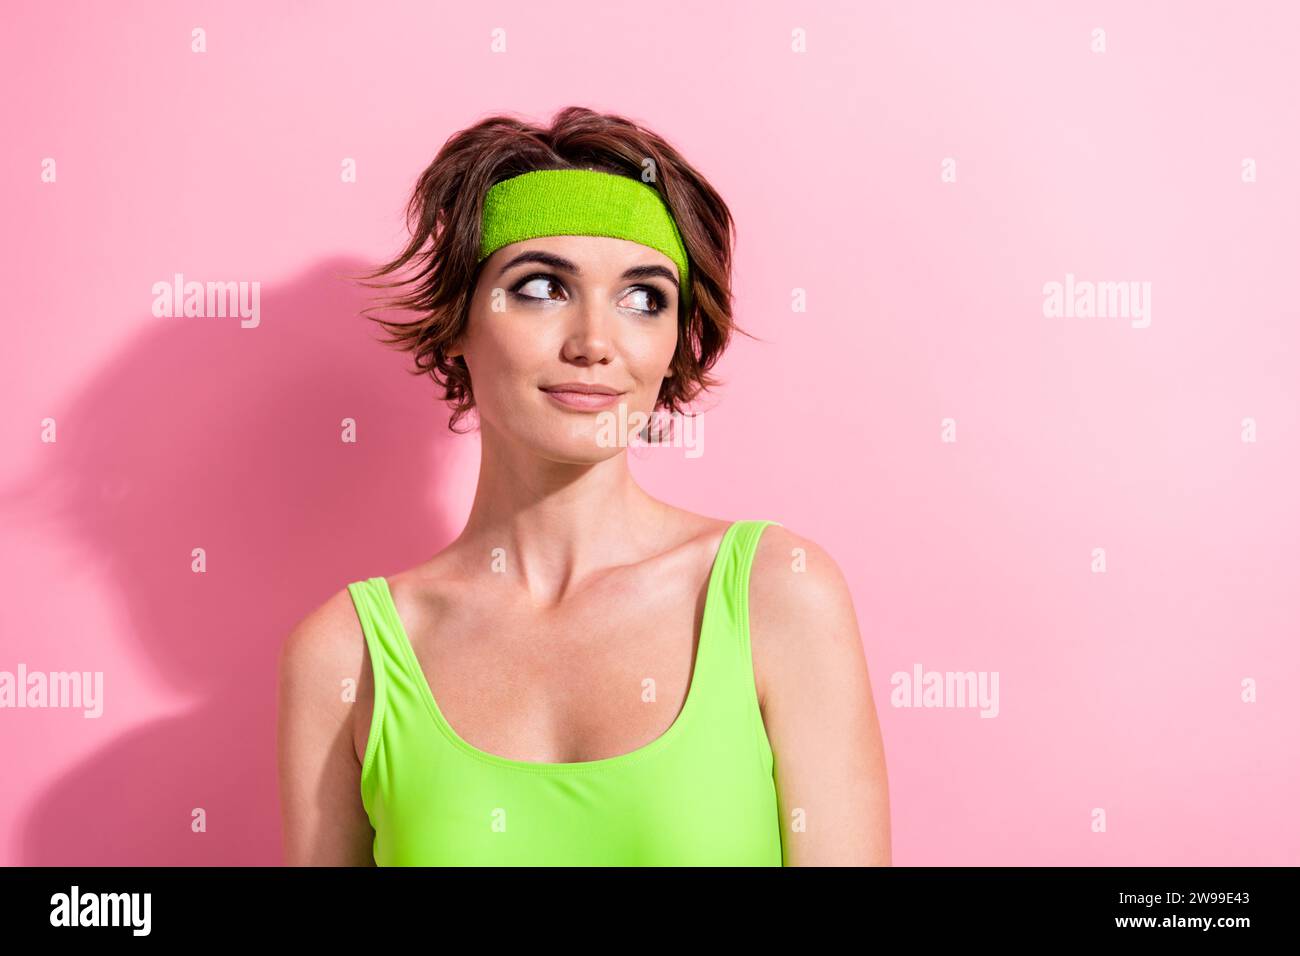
[351,106,755,434]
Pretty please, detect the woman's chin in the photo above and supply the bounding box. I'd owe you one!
[532,421,631,464]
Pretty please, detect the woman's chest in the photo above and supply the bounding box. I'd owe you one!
[354,580,711,767]
[367,718,783,866]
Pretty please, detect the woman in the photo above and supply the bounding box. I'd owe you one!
[277,107,890,866]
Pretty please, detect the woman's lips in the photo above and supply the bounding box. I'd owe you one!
[540,387,625,411]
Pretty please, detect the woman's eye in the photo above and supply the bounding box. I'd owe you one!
[514,276,565,301]
[510,277,664,313]
[621,287,665,314]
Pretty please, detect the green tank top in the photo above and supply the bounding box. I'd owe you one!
[345,519,784,866]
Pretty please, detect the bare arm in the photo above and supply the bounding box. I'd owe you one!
[749,525,892,866]
[276,588,377,866]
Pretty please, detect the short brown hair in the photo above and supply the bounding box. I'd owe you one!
[351,106,754,434]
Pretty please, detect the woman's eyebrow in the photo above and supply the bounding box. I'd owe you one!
[499,250,680,290]
[499,250,579,275]
[621,264,680,290]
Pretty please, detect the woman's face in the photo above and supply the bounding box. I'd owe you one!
[452,234,681,463]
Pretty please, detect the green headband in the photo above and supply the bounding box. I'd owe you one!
[477,168,692,311]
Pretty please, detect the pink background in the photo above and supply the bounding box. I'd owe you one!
[2,0,1297,865]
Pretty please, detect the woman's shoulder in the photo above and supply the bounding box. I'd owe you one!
[747,521,860,645]
[745,521,868,717]
[278,585,369,710]
[369,543,472,639]
[283,540,461,677]
[748,520,845,583]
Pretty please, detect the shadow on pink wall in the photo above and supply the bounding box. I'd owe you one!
[8,256,457,864]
